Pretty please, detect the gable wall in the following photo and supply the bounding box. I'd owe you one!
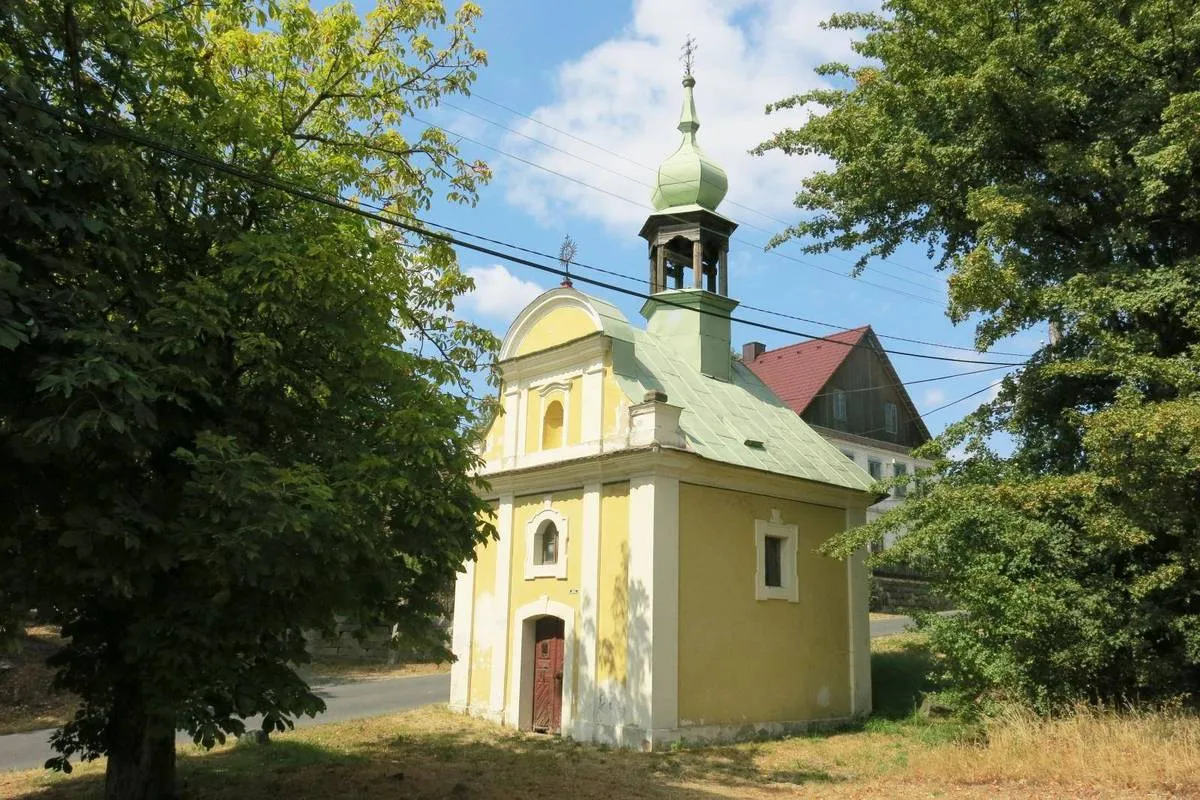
[801,343,926,448]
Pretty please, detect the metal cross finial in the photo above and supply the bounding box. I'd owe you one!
[681,35,697,76]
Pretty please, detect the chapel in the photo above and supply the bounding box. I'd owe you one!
[448,65,879,748]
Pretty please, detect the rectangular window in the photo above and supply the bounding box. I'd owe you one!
[755,515,799,602]
[884,402,898,434]
[893,462,908,498]
[840,449,855,462]
[868,459,882,480]
[763,536,783,587]
[832,389,847,422]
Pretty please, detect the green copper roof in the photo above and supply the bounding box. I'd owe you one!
[596,296,875,493]
[650,75,729,213]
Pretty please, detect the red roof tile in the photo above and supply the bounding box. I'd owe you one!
[745,326,871,415]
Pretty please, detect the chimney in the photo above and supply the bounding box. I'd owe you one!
[641,289,739,382]
[742,341,765,362]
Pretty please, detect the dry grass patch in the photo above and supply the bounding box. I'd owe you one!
[0,626,76,735]
[906,704,1200,797]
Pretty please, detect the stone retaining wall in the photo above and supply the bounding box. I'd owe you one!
[869,574,951,613]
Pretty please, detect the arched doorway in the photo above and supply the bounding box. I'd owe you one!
[509,597,575,735]
[530,616,565,733]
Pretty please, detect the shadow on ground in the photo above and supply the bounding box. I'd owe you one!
[7,641,941,800]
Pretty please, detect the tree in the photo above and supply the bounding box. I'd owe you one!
[757,0,1200,710]
[0,1,496,796]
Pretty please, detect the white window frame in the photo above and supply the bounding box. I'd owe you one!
[884,402,898,434]
[892,461,908,498]
[868,458,883,481]
[754,511,799,602]
[524,503,568,580]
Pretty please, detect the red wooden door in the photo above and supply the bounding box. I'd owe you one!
[531,617,564,733]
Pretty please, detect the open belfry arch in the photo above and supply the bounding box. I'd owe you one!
[449,50,879,750]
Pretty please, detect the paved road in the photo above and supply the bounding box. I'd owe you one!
[0,616,915,773]
[869,614,917,638]
[0,672,448,774]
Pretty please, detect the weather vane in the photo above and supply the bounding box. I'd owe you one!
[558,234,577,288]
[681,35,697,76]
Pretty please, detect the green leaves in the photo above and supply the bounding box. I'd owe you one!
[784,0,1200,712]
[1,0,496,786]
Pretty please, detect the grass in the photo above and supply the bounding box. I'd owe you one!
[3,633,1197,799]
[0,627,77,735]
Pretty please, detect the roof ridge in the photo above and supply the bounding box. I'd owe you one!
[750,325,871,361]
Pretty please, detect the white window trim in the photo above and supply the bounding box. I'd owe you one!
[754,510,799,603]
[524,502,569,580]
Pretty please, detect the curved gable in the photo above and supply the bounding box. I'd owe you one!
[500,288,625,360]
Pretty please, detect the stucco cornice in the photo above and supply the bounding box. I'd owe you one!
[479,446,876,511]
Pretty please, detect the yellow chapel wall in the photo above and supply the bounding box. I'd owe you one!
[508,490,584,708]
[512,306,598,357]
[597,482,630,684]
[676,483,852,726]
[468,508,499,708]
[480,405,504,464]
[601,369,627,438]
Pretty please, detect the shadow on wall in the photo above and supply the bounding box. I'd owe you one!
[577,540,650,741]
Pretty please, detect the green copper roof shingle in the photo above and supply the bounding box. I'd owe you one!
[604,307,876,493]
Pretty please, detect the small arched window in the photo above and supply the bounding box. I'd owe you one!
[542,399,564,449]
[535,520,559,566]
[524,506,568,580]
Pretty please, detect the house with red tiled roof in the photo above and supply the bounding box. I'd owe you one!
[742,327,932,547]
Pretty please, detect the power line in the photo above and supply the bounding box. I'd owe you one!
[922,381,1004,416]
[415,115,947,305]
[808,365,1011,401]
[2,91,1026,368]
[430,219,1028,357]
[467,90,947,285]
[443,99,947,293]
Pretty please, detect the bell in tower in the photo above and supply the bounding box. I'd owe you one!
[639,44,738,297]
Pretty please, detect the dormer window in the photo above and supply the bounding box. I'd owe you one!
[542,400,564,449]
[525,504,568,580]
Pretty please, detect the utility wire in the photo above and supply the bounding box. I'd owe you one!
[922,381,1004,416]
[444,99,947,294]
[467,91,946,284]
[807,365,1011,401]
[1,91,1026,368]
[414,115,947,305]
[430,219,1028,357]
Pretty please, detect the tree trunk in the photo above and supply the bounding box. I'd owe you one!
[104,690,177,800]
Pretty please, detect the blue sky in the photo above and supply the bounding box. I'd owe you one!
[405,0,1042,437]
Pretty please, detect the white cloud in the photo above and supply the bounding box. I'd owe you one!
[922,387,946,408]
[499,0,871,233]
[460,264,545,320]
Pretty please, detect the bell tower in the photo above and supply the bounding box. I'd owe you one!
[639,45,738,296]
[639,44,741,382]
